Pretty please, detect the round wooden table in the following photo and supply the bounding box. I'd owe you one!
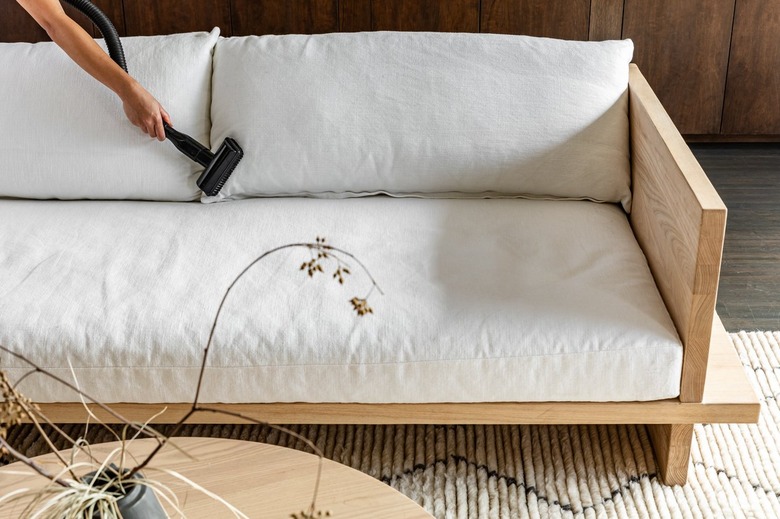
[0,437,433,518]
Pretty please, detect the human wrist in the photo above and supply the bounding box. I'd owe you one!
[114,76,141,102]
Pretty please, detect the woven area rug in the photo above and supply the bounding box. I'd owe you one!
[4,331,779,518]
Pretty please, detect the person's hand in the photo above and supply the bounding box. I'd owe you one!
[121,81,171,141]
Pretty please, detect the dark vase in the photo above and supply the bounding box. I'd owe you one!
[83,464,167,519]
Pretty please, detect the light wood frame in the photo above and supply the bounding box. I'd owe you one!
[32,65,759,486]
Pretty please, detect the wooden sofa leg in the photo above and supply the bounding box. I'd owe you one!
[647,424,694,485]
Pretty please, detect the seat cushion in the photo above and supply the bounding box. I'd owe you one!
[0,29,219,201]
[0,198,681,403]
[209,33,634,209]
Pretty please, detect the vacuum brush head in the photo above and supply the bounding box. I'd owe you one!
[162,124,244,197]
[196,138,244,197]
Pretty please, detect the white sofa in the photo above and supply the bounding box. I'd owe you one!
[0,29,759,484]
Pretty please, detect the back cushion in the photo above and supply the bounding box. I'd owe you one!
[209,32,634,209]
[0,29,219,201]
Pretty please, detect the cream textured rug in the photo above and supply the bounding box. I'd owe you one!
[4,331,779,518]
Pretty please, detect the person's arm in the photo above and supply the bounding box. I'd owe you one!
[17,0,171,140]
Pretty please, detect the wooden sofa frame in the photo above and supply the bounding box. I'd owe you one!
[35,65,760,486]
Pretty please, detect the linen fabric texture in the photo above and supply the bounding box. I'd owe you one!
[0,29,219,201]
[209,33,634,209]
[0,198,681,403]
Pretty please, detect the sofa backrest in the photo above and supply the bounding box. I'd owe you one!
[1,30,633,207]
[209,32,634,209]
[0,29,219,201]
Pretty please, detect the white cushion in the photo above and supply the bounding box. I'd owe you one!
[0,29,219,201]
[0,198,681,403]
[209,33,634,209]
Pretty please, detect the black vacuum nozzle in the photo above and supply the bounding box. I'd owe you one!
[164,124,243,197]
[196,137,243,197]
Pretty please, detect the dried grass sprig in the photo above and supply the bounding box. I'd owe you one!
[0,346,165,447]
[0,436,71,488]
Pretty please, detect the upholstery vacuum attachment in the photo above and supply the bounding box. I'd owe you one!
[163,127,243,196]
[62,0,243,196]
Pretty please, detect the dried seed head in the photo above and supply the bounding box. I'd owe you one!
[0,371,38,455]
[291,511,333,519]
[350,297,373,316]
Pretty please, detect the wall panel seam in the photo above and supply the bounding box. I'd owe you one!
[719,0,738,134]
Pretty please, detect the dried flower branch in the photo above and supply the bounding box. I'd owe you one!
[128,237,381,517]
[1,237,381,518]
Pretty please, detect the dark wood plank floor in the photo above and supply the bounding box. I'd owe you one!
[689,143,780,332]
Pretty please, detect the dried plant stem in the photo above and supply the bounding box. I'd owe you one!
[0,346,162,445]
[26,411,79,454]
[19,400,78,480]
[1,238,380,518]
[69,361,123,446]
[10,369,38,390]
[195,242,382,406]
[131,241,381,478]
[193,406,324,517]
[0,436,69,487]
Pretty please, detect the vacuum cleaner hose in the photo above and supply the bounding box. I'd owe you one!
[61,0,127,73]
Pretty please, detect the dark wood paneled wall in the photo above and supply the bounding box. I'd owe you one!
[589,0,623,40]
[2,0,124,40]
[232,0,338,36]
[123,0,232,36]
[1,0,777,138]
[622,0,736,135]
[722,0,780,135]
[368,0,479,32]
[482,0,590,40]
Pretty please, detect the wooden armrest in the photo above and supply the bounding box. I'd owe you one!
[628,64,727,403]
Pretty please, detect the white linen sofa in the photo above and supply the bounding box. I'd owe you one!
[0,29,759,484]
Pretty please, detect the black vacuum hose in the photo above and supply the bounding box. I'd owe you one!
[61,0,127,72]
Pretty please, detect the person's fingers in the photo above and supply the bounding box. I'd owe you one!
[161,107,172,127]
[155,114,166,142]
[127,111,144,134]
[140,118,155,137]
